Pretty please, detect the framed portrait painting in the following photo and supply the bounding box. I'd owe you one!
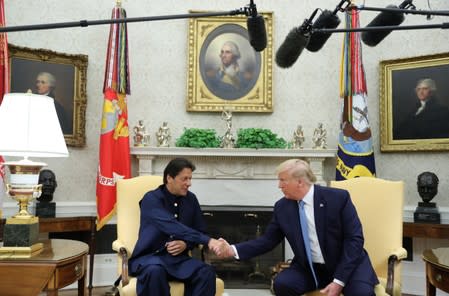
[380,52,449,152]
[9,44,88,147]
[187,11,273,112]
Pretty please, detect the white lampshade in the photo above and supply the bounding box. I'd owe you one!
[0,93,69,158]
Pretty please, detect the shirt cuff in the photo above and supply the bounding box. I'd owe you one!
[231,245,240,260]
[333,278,345,287]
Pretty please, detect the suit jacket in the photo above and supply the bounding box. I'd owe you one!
[129,185,211,279]
[235,185,378,285]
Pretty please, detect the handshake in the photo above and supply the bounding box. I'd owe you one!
[207,238,235,258]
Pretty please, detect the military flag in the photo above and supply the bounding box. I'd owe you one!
[336,9,376,180]
[96,3,131,230]
[0,0,9,218]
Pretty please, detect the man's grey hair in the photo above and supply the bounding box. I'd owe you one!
[221,41,241,60]
[416,78,436,93]
[37,72,56,88]
[275,159,317,185]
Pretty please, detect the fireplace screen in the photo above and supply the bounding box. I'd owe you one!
[199,205,285,289]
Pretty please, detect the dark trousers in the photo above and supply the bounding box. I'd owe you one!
[136,264,216,296]
[273,263,375,296]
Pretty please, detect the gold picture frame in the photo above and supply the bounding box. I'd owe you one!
[380,52,449,152]
[187,11,273,112]
[9,44,88,147]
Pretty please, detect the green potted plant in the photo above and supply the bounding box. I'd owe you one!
[175,128,220,148]
[236,128,287,149]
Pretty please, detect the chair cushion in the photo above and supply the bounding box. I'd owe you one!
[119,278,185,295]
[118,277,224,296]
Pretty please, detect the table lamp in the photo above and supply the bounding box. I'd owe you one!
[0,93,68,257]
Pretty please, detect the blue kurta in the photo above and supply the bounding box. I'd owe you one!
[129,185,211,279]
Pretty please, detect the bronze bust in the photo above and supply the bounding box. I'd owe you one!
[414,171,440,223]
[38,169,58,203]
[417,171,439,203]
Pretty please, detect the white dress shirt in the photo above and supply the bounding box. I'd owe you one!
[301,185,325,264]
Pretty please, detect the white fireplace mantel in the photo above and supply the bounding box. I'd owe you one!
[131,147,336,184]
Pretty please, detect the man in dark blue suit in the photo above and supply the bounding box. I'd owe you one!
[214,159,378,295]
[129,158,222,296]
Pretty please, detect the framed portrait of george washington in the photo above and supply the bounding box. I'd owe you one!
[380,52,449,152]
[186,11,273,112]
[9,44,88,147]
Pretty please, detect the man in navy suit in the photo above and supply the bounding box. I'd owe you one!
[214,159,378,296]
[129,158,222,296]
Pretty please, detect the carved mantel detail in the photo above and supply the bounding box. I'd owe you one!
[131,147,337,184]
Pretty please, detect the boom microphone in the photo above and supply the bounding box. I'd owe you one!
[307,0,350,52]
[361,0,415,47]
[275,28,310,68]
[306,10,341,52]
[246,0,267,52]
[275,9,318,68]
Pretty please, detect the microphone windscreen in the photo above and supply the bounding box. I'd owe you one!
[247,15,267,52]
[275,28,310,68]
[361,5,405,47]
[306,10,340,52]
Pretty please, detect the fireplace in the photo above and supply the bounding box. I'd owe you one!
[131,147,337,288]
[200,205,284,289]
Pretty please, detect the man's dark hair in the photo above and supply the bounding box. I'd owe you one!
[163,158,196,184]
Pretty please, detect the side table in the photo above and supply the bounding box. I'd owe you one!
[1,216,96,296]
[403,222,449,238]
[0,239,88,296]
[422,247,449,296]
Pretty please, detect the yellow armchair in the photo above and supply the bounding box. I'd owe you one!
[306,177,406,296]
[112,175,224,296]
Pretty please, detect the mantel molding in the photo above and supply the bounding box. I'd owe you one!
[131,147,337,184]
[131,147,337,158]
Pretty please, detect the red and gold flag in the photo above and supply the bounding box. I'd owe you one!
[0,0,10,217]
[96,4,131,230]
